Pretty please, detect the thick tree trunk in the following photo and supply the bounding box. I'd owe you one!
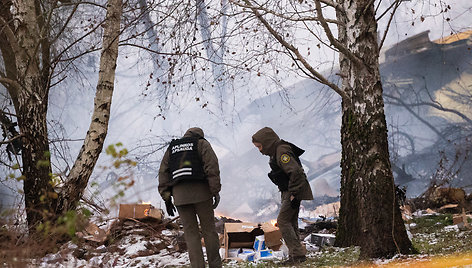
[13,0,56,232]
[334,0,414,258]
[18,82,55,231]
[57,0,122,213]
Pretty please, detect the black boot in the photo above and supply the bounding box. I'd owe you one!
[281,255,307,265]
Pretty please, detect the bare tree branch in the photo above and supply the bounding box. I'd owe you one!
[385,93,472,125]
[0,17,21,58]
[384,93,448,141]
[49,3,81,45]
[314,0,363,68]
[0,134,23,145]
[234,0,349,102]
[0,78,22,92]
[377,0,402,50]
[319,0,342,11]
[233,1,340,24]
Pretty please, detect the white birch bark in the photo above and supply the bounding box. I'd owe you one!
[334,0,413,258]
[59,0,123,212]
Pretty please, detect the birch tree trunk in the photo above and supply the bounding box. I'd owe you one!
[57,0,122,213]
[333,0,414,258]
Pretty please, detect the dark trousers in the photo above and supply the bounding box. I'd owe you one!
[176,199,222,268]
[278,191,305,257]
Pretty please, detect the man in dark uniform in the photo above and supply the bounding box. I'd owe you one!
[159,127,222,268]
[252,127,314,264]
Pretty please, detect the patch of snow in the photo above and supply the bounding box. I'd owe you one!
[444,225,460,232]
[407,230,413,239]
[161,229,173,236]
[124,240,148,256]
[412,210,438,217]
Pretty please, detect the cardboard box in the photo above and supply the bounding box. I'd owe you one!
[75,222,107,243]
[260,222,283,250]
[223,222,261,258]
[311,233,335,247]
[118,204,163,220]
[223,222,282,259]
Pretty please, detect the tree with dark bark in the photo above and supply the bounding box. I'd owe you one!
[230,0,414,258]
[1,0,58,231]
[0,0,122,233]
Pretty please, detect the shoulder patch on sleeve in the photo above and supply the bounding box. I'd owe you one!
[280,153,291,163]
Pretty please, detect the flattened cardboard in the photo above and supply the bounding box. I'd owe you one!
[118,204,163,220]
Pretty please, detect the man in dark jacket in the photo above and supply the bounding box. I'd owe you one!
[159,127,222,268]
[252,127,314,264]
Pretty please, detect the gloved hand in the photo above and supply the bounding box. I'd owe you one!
[161,191,176,216]
[165,199,176,217]
[290,197,301,209]
[212,193,220,209]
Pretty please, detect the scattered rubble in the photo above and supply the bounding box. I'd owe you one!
[407,186,472,213]
[18,192,472,266]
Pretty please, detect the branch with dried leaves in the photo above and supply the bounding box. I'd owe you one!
[234,0,349,103]
[232,0,340,25]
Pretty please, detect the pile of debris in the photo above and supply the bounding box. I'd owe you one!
[35,200,344,266]
[403,186,472,229]
[37,202,340,266]
[38,204,189,267]
[407,186,472,213]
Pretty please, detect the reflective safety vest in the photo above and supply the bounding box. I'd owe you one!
[268,140,304,192]
[168,137,206,185]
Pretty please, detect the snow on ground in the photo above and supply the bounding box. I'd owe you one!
[36,224,191,268]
